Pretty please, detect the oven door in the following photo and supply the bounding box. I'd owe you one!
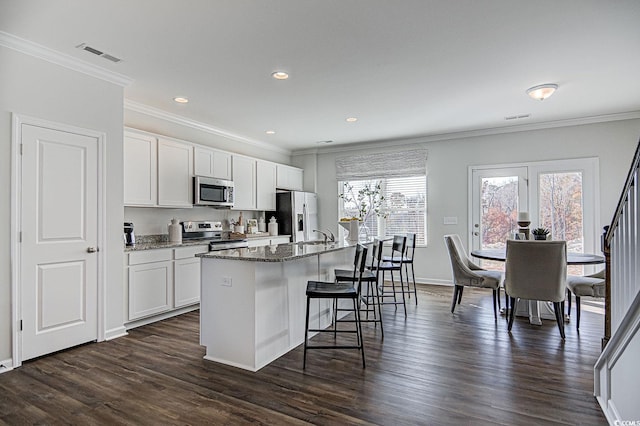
[194,176,234,207]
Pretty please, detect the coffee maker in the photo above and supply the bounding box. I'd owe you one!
[124,222,135,246]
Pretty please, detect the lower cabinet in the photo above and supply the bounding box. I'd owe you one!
[126,245,208,323]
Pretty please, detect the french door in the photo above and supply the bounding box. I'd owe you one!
[470,158,599,273]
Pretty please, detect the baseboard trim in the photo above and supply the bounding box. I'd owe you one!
[104,326,128,341]
[0,358,14,373]
[124,305,199,331]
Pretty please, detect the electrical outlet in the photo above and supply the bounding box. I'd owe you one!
[222,277,232,287]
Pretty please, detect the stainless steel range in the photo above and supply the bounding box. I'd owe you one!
[181,221,248,251]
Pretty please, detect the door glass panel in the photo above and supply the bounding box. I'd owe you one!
[538,171,584,274]
[479,176,520,270]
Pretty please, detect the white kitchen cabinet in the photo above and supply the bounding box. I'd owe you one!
[194,146,232,180]
[174,245,208,308]
[158,138,194,207]
[276,164,304,191]
[256,160,276,210]
[232,155,257,210]
[127,249,173,321]
[124,132,157,206]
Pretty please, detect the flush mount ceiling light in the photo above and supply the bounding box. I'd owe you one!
[265,130,276,135]
[526,84,558,101]
[173,97,189,103]
[271,71,289,80]
[345,117,358,123]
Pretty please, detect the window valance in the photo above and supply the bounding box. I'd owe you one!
[335,149,427,181]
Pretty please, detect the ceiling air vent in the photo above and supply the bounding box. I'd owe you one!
[76,43,122,63]
[505,114,531,121]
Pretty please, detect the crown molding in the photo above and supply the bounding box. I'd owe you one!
[124,99,290,155]
[293,110,640,155]
[0,31,133,87]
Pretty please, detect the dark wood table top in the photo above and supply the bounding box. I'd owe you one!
[470,248,605,265]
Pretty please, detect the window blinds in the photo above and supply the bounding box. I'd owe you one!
[335,149,427,180]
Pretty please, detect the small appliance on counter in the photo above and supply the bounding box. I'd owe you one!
[124,222,135,247]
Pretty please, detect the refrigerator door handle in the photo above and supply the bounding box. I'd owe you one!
[302,203,307,240]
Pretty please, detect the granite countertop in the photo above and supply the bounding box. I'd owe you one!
[197,241,357,262]
[124,234,292,252]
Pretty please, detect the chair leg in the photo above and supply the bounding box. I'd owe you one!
[457,286,464,304]
[374,277,384,339]
[353,298,366,368]
[411,263,418,304]
[504,289,509,317]
[303,296,311,369]
[553,302,566,339]
[508,297,516,331]
[451,285,460,313]
[566,289,572,317]
[492,289,497,321]
[399,267,407,317]
[576,295,581,331]
[497,287,502,311]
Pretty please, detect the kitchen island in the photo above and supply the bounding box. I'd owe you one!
[197,241,356,371]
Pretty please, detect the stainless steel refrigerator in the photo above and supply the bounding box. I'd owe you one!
[271,191,318,242]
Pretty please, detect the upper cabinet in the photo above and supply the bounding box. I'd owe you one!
[124,132,158,206]
[276,165,304,191]
[194,146,232,180]
[231,155,257,210]
[124,131,193,208]
[157,138,193,207]
[256,160,276,211]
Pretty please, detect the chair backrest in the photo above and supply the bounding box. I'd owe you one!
[405,233,416,260]
[504,240,567,302]
[444,234,480,286]
[355,244,369,291]
[391,235,406,259]
[349,244,365,280]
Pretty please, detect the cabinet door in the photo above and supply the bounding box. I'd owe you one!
[232,156,256,210]
[256,160,276,210]
[174,257,201,307]
[128,261,172,320]
[276,165,304,191]
[194,147,232,180]
[158,138,194,207]
[124,132,157,206]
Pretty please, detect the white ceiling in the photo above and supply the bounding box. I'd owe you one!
[2,0,640,152]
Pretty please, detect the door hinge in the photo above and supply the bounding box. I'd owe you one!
[18,231,22,243]
[20,144,23,155]
[19,320,23,331]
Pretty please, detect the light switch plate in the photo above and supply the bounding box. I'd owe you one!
[222,277,232,287]
[443,216,458,225]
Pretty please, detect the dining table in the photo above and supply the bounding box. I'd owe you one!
[470,248,605,325]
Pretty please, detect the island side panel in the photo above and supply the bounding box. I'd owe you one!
[254,255,318,370]
[200,257,257,371]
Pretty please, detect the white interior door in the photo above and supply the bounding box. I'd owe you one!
[20,124,99,361]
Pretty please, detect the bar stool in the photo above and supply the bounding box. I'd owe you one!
[303,244,368,369]
[370,236,407,317]
[335,243,383,338]
[383,233,417,304]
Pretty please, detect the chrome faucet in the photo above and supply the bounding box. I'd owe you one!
[313,229,329,243]
[325,229,335,242]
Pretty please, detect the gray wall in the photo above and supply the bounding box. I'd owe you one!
[0,46,125,362]
[305,119,640,285]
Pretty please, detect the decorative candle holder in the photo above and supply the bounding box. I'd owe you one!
[517,220,531,240]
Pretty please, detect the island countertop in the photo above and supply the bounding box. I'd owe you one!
[197,240,360,262]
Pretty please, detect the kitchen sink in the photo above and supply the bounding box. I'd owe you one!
[296,240,333,246]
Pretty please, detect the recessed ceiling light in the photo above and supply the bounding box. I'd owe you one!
[271,71,289,80]
[265,130,276,135]
[345,117,358,123]
[526,84,558,101]
[173,97,189,103]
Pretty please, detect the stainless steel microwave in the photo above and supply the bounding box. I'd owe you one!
[193,176,234,208]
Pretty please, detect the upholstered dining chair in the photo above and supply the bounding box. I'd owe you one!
[566,269,605,330]
[504,240,567,339]
[443,234,503,320]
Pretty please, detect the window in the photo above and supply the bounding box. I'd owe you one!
[338,176,427,245]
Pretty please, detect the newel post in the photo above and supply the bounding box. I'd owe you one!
[601,225,611,350]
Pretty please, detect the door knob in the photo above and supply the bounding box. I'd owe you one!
[87,247,99,253]
[473,232,479,236]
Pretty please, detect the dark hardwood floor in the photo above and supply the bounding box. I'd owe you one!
[0,285,607,425]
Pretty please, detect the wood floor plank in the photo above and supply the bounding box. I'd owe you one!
[0,284,607,425]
